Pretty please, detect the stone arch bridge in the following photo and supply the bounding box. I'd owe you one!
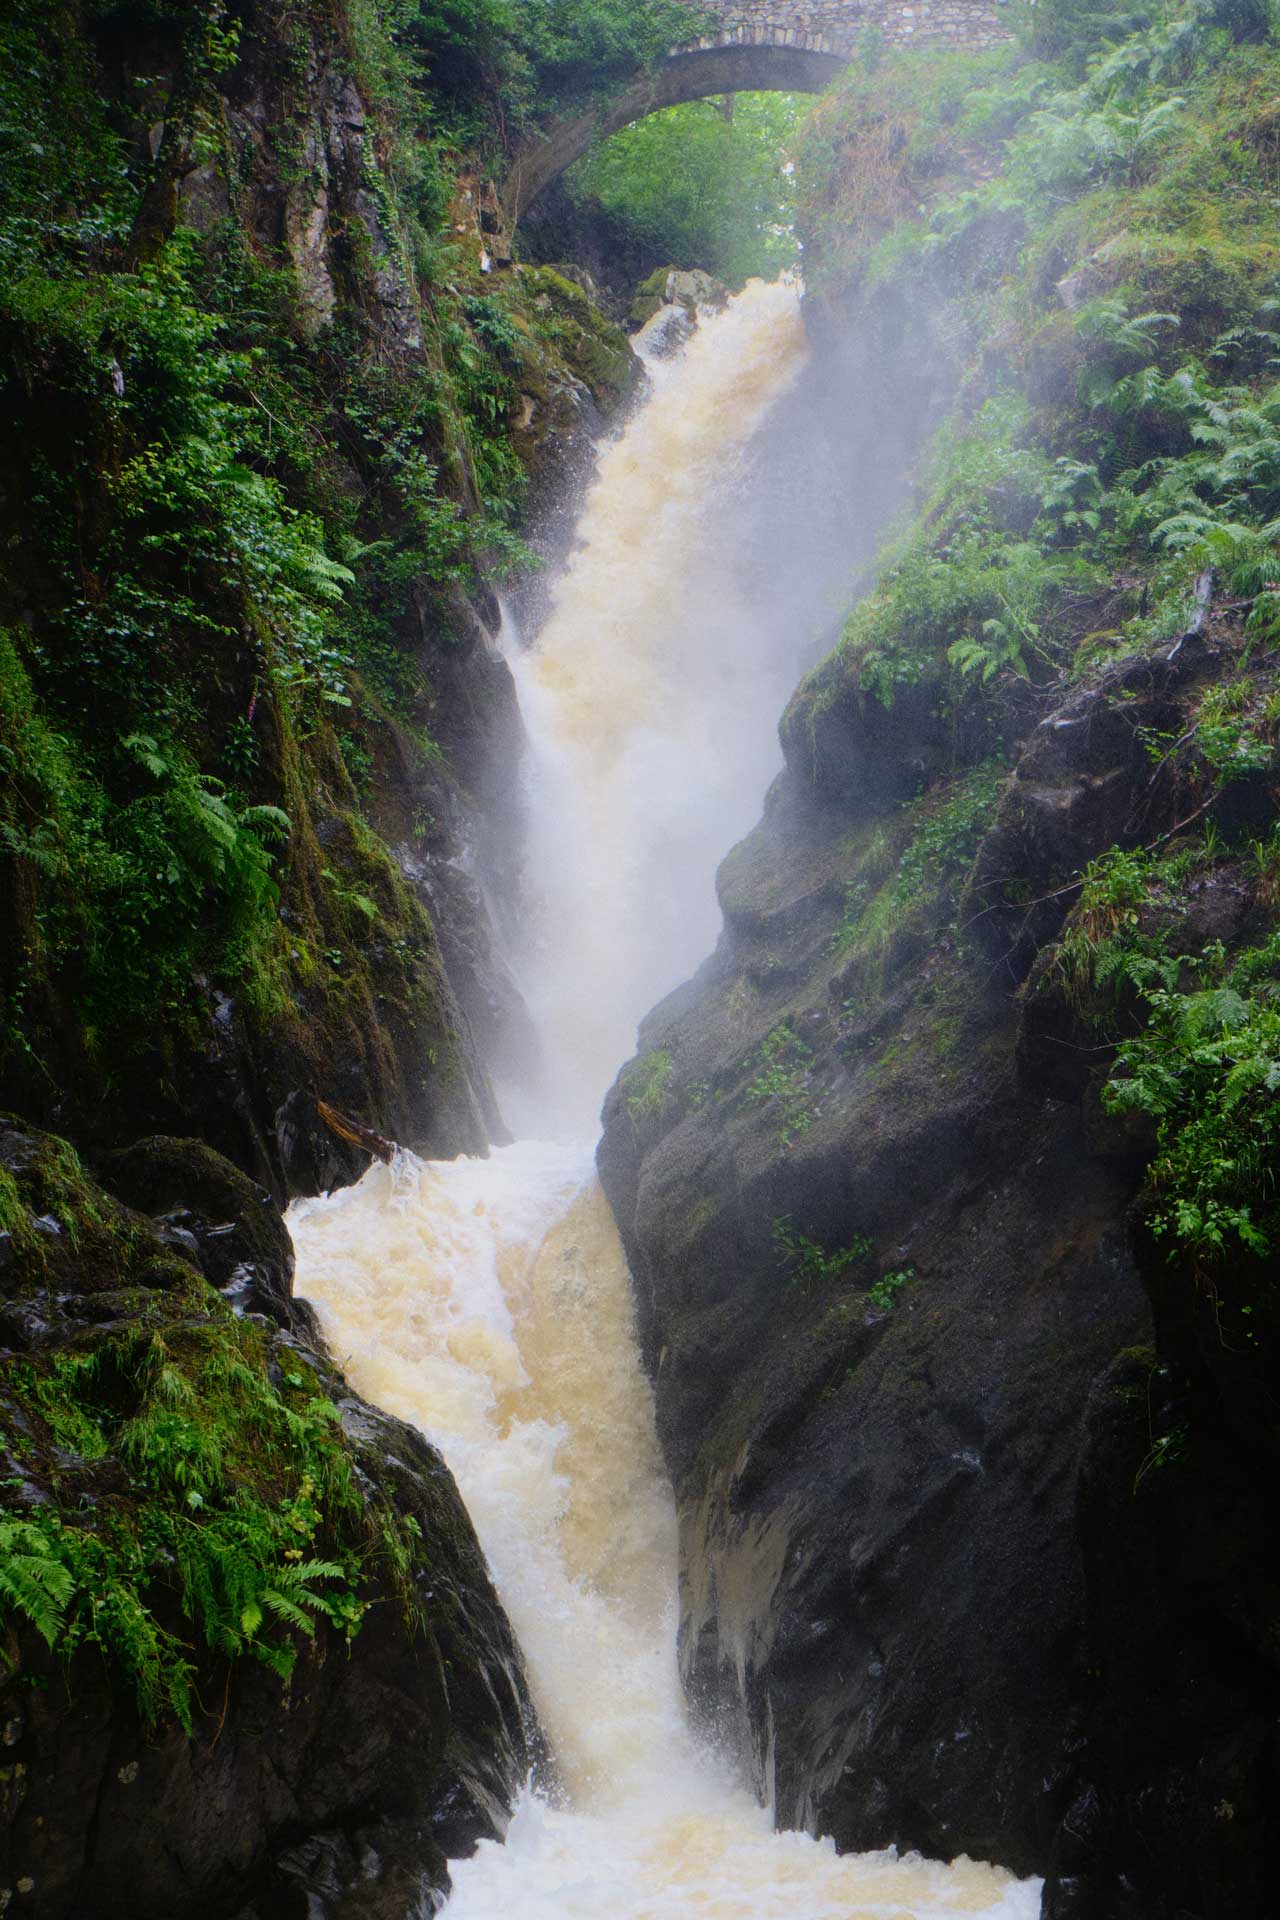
[500,0,1011,224]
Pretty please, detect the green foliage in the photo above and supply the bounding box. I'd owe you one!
[793,6,1280,1398]
[0,0,588,1087]
[772,1212,913,1307]
[1052,843,1185,1016]
[0,1518,75,1649]
[1,644,290,1027]
[1192,676,1276,780]
[1105,935,1280,1267]
[1,237,360,718]
[1028,0,1167,72]
[825,765,1005,988]
[772,1215,872,1287]
[0,1130,430,1729]
[896,760,1007,906]
[1009,91,1186,190]
[867,1265,916,1311]
[798,12,1280,825]
[836,402,1105,703]
[624,1046,674,1124]
[746,1021,816,1145]
[116,733,291,937]
[567,94,801,288]
[396,0,711,133]
[1031,0,1278,73]
[1134,1418,1189,1485]
[0,1310,402,1728]
[514,0,711,104]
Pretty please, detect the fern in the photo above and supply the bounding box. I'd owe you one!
[0,1518,74,1647]
[1076,297,1181,358]
[0,1300,402,1729]
[1176,986,1250,1041]
[1105,952,1280,1268]
[949,615,1035,682]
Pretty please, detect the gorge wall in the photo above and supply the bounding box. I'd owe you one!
[599,29,1280,1920]
[0,1,640,1910]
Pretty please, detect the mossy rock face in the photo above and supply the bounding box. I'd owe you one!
[101,1135,299,1322]
[506,265,642,498]
[596,538,1280,1889]
[0,0,569,1192]
[0,1118,538,1916]
[629,265,731,327]
[631,266,673,326]
[599,580,1280,1908]
[599,713,1156,1874]
[519,266,640,400]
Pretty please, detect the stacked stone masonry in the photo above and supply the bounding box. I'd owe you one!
[672,0,1012,54]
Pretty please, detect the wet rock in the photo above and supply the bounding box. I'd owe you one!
[630,265,730,327]
[0,1124,539,1918]
[101,1135,299,1326]
[601,584,1280,1915]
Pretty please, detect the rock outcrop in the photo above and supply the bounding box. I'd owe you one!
[598,596,1280,1912]
[0,1121,539,1917]
[0,2,645,1902]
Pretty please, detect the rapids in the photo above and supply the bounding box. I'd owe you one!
[287,281,1041,1920]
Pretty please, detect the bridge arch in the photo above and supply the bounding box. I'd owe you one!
[499,1,1012,227]
[501,39,842,229]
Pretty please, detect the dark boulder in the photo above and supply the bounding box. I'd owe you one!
[0,1122,539,1918]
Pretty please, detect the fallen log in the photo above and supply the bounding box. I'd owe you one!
[315,1098,396,1163]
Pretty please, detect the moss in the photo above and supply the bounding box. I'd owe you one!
[517,266,639,406]
[623,1046,674,1126]
[0,1123,423,1730]
[0,0,641,1173]
[630,265,672,325]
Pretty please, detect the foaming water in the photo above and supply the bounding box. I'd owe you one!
[503,279,811,1137]
[290,1145,1034,1920]
[288,282,1041,1919]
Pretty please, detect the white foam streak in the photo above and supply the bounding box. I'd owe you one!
[501,280,811,1137]
[288,282,1041,1919]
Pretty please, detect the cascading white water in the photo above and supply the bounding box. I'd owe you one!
[500,279,815,1137]
[288,282,1041,1919]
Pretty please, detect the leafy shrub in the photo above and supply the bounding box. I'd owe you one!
[566,93,800,287]
[1106,940,1280,1267]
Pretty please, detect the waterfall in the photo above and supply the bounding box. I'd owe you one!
[287,281,1040,1919]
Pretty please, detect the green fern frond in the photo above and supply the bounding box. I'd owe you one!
[0,1521,74,1647]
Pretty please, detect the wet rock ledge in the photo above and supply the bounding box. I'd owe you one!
[0,1119,538,1919]
[598,599,1280,1918]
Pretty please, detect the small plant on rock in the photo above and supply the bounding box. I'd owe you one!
[867,1266,915,1311]
[772,1215,872,1289]
[746,1022,816,1146]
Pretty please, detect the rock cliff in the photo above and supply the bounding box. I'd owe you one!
[0,1120,539,1916]
[601,31,1280,1917]
[0,1,638,1907]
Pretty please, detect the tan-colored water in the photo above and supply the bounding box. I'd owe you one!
[288,282,1040,1919]
[503,279,812,1137]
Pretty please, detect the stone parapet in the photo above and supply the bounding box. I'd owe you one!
[672,0,1011,55]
